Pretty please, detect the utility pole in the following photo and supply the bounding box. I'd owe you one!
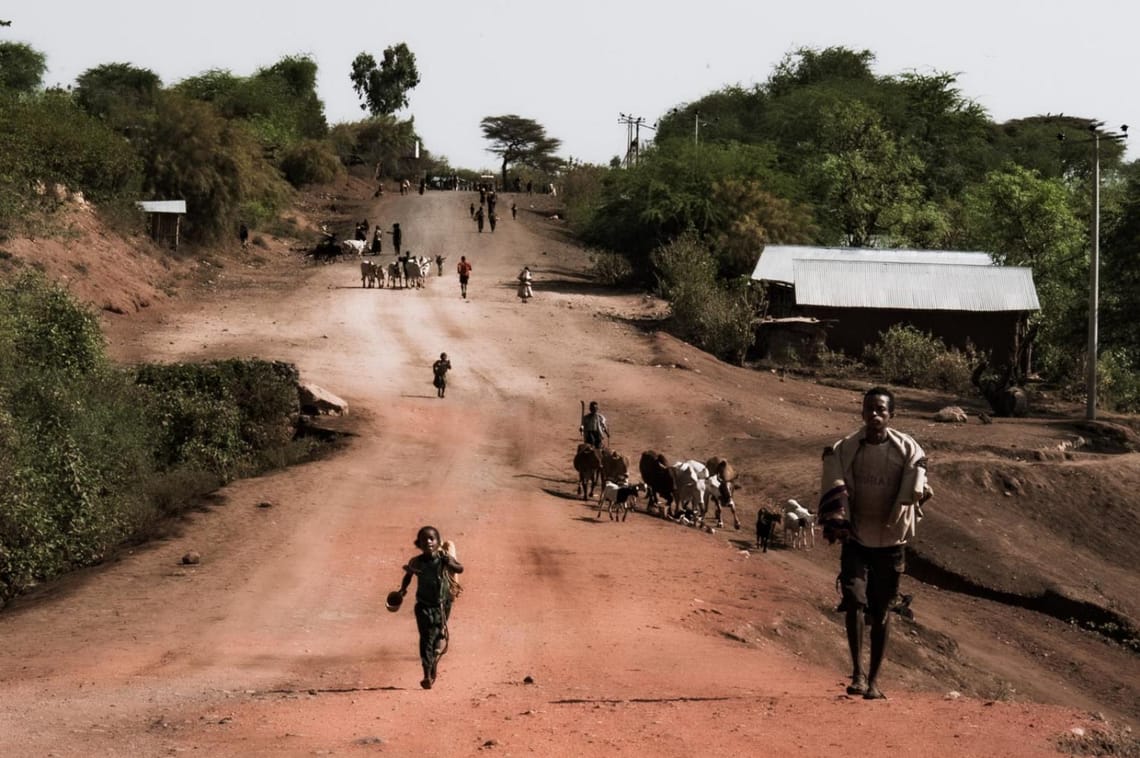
[1058,121,1128,420]
[618,113,651,167]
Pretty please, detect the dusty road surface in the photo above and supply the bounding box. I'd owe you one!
[0,189,1122,757]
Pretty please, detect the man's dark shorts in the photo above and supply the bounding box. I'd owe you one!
[584,430,603,448]
[840,541,905,616]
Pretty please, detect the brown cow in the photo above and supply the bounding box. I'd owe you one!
[600,448,630,485]
[705,455,736,482]
[573,444,602,500]
[638,450,675,517]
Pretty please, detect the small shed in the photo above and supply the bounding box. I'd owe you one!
[137,200,186,249]
[755,316,833,362]
[750,245,1040,362]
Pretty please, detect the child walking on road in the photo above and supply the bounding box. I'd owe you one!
[394,526,464,689]
[432,352,452,398]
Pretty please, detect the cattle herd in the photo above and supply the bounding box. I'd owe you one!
[572,444,818,552]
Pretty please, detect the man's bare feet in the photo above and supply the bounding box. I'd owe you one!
[846,674,868,696]
[863,684,886,700]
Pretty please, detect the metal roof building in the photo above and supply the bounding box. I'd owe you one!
[749,245,1039,364]
[750,244,995,285]
[137,200,187,215]
[136,199,186,249]
[793,260,1040,312]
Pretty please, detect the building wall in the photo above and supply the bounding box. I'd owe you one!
[798,306,1023,362]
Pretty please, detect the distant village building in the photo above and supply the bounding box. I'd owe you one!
[137,200,186,249]
[750,245,1040,364]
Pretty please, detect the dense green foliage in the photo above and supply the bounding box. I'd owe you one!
[565,45,1140,408]
[0,46,353,239]
[138,92,293,237]
[280,139,343,187]
[175,56,328,152]
[134,359,300,478]
[0,274,307,603]
[329,115,424,180]
[0,41,45,93]
[74,62,162,132]
[0,90,142,232]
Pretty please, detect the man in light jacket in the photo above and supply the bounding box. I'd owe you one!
[818,387,932,701]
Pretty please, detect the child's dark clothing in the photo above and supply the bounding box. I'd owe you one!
[405,552,454,682]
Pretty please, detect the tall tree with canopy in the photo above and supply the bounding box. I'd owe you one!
[74,62,161,133]
[962,164,1086,378]
[480,115,562,189]
[807,100,924,246]
[0,41,45,93]
[350,43,420,116]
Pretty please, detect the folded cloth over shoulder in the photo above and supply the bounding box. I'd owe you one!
[818,427,930,540]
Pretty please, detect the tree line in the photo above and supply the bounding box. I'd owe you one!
[0,38,462,243]
[562,47,1140,410]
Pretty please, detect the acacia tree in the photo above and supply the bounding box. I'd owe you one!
[480,115,562,188]
[350,43,419,116]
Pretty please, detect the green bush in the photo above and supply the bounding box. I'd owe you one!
[865,324,977,391]
[134,359,300,479]
[0,275,153,597]
[589,250,634,285]
[1097,349,1140,413]
[0,276,308,603]
[651,232,757,364]
[0,272,106,375]
[279,139,343,187]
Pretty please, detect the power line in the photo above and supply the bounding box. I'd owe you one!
[618,113,654,167]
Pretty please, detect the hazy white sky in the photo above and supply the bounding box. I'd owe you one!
[5,1,1136,170]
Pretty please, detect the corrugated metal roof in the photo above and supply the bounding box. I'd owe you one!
[137,200,186,214]
[751,244,994,284]
[793,260,1040,312]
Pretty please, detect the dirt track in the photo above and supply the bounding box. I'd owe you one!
[0,188,1130,756]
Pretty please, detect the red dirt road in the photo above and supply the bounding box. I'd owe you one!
[0,190,1110,756]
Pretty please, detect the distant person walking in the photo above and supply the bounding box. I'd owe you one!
[818,387,933,701]
[474,206,484,233]
[510,202,517,220]
[239,222,249,249]
[371,226,382,254]
[389,223,402,255]
[435,254,446,276]
[469,202,475,219]
[516,265,533,302]
[488,212,497,233]
[456,255,472,299]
